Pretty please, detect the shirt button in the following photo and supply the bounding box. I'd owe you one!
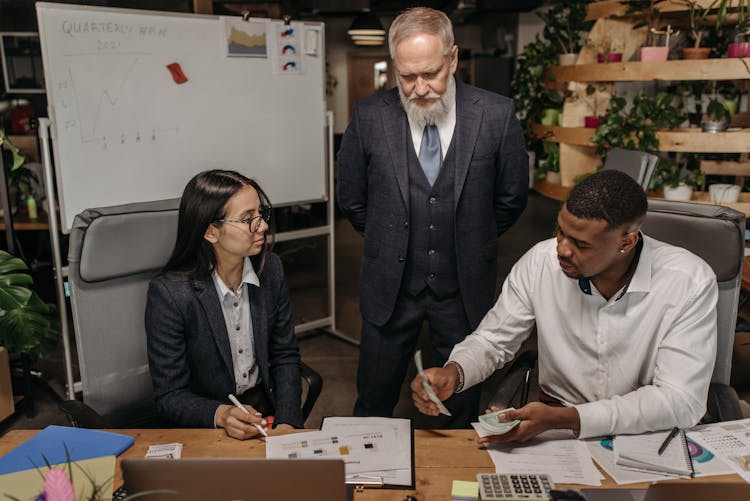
[429,196,436,204]
[235,325,241,331]
[242,372,247,378]
[238,348,244,354]
[428,249,436,256]
[233,302,238,308]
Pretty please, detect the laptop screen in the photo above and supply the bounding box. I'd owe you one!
[122,458,347,501]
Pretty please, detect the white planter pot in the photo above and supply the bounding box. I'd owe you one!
[709,183,741,204]
[664,184,694,201]
[546,171,561,184]
[558,53,578,66]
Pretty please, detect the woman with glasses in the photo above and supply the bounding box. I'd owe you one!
[145,169,303,439]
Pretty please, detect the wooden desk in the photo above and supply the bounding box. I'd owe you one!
[0,429,744,499]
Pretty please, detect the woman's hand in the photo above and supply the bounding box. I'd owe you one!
[215,404,267,440]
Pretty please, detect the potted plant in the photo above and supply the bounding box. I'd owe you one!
[0,129,39,217]
[537,142,561,184]
[537,1,593,66]
[592,91,684,158]
[681,0,725,59]
[650,153,703,200]
[676,80,710,127]
[622,0,671,60]
[729,0,750,57]
[586,36,624,63]
[0,250,59,360]
[702,82,732,132]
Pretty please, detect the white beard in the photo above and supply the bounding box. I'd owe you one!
[397,75,455,129]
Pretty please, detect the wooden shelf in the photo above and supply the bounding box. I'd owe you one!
[533,177,571,201]
[0,212,49,231]
[586,0,717,21]
[532,123,750,153]
[649,191,750,217]
[549,58,750,82]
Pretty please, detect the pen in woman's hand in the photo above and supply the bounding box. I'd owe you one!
[228,393,268,437]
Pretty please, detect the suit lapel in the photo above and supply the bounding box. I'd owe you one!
[381,91,410,209]
[453,81,483,210]
[194,279,234,377]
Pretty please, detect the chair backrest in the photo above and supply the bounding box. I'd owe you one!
[602,148,660,190]
[67,199,180,427]
[642,200,746,385]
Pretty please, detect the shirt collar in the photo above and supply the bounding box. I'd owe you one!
[212,256,260,297]
[577,233,647,301]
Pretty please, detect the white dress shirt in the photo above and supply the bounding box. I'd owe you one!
[449,235,718,439]
[212,256,260,395]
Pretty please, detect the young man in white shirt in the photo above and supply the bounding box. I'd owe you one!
[411,169,718,441]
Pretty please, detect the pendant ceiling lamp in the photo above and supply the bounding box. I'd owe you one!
[348,9,385,46]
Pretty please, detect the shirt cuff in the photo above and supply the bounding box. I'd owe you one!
[213,406,222,429]
[574,401,612,439]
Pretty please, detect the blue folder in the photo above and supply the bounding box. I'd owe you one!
[0,425,134,475]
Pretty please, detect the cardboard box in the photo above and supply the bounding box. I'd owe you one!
[0,347,14,421]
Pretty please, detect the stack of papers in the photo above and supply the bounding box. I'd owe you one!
[265,417,413,487]
[472,426,603,486]
[688,418,750,482]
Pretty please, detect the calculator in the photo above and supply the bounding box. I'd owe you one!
[477,473,554,500]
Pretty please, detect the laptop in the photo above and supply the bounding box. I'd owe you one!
[121,458,348,501]
[581,482,750,501]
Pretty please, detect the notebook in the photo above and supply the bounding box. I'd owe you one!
[122,458,348,501]
[613,429,694,478]
[0,425,134,475]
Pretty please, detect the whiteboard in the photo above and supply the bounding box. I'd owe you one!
[36,3,327,232]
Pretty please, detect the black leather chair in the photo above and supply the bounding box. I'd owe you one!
[491,200,745,423]
[60,199,321,428]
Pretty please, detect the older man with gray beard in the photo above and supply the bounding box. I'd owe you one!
[337,6,528,428]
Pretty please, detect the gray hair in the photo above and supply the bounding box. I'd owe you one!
[388,7,454,60]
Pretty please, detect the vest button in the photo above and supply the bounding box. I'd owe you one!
[428,273,436,280]
[398,255,405,263]
[428,224,435,230]
[428,249,436,255]
[429,196,436,204]
[403,221,409,228]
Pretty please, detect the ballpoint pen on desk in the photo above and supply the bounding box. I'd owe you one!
[657,427,680,455]
[227,393,269,438]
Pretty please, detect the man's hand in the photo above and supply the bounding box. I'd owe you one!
[477,403,580,445]
[215,404,267,440]
[410,365,459,416]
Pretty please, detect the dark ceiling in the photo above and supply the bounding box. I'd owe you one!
[1,0,545,31]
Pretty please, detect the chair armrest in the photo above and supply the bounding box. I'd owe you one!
[704,382,743,424]
[488,350,538,410]
[58,400,108,428]
[300,362,323,422]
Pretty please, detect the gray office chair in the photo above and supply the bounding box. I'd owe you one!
[602,148,660,191]
[60,199,322,428]
[492,199,745,423]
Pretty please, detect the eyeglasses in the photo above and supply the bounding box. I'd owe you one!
[215,206,271,233]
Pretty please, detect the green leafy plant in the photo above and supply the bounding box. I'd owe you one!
[537,142,560,180]
[0,250,59,356]
[537,1,594,54]
[681,0,726,48]
[592,91,683,156]
[0,129,38,197]
[622,0,663,46]
[736,0,750,41]
[651,153,704,189]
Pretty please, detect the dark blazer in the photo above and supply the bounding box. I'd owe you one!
[145,253,303,429]
[337,79,529,328]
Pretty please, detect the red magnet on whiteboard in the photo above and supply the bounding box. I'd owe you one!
[166,63,187,84]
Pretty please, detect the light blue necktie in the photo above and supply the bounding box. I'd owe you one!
[419,124,442,186]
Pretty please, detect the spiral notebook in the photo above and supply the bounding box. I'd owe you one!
[613,429,695,478]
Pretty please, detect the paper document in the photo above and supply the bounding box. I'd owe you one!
[321,417,413,487]
[613,431,693,477]
[688,418,750,482]
[414,349,451,416]
[473,426,603,486]
[265,426,399,475]
[586,435,732,485]
[145,443,182,459]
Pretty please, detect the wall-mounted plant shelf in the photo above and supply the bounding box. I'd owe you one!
[549,59,750,83]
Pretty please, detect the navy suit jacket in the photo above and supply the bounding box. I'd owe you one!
[145,253,303,429]
[337,79,529,328]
